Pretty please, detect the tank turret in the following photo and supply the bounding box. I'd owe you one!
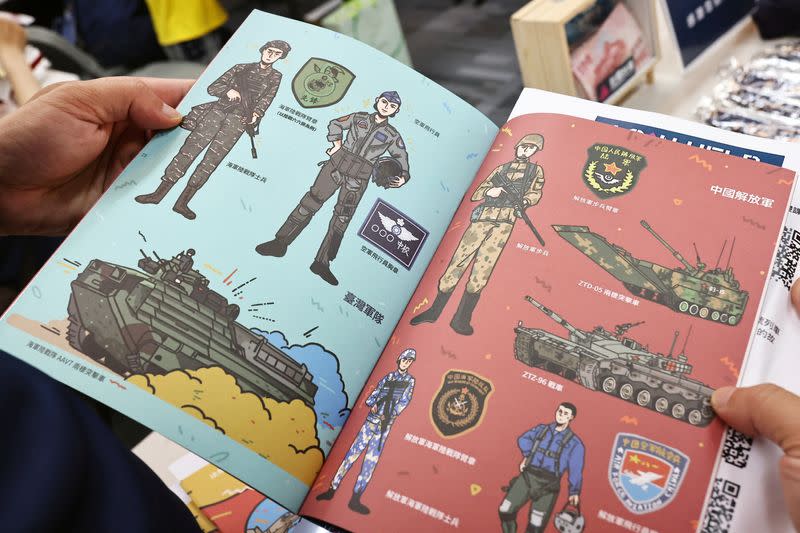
[66,249,317,406]
[514,295,715,427]
[554,220,749,326]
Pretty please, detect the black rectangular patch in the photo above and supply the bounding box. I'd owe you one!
[358,199,428,270]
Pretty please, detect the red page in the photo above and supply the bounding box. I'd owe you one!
[301,113,794,532]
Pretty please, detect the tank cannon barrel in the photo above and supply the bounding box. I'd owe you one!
[524,296,586,339]
[640,220,695,271]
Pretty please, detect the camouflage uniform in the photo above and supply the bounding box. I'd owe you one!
[331,370,414,491]
[317,349,416,514]
[135,41,288,220]
[411,134,545,335]
[256,95,410,285]
[440,160,544,293]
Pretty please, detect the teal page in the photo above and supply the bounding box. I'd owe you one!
[0,11,497,510]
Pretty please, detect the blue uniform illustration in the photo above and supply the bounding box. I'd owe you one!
[499,402,585,533]
[316,349,416,514]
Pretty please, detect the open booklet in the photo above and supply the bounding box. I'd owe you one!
[1,9,798,533]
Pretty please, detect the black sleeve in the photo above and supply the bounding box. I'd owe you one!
[0,352,200,533]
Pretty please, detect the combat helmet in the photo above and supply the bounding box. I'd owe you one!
[516,133,544,151]
[553,503,585,533]
[372,157,403,189]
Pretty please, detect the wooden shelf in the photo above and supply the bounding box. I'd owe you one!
[511,0,661,104]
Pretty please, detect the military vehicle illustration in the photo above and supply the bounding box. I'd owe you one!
[554,219,748,326]
[66,248,317,406]
[514,296,715,427]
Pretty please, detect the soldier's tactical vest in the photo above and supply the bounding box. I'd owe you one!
[483,162,539,209]
[524,426,574,478]
[471,162,538,222]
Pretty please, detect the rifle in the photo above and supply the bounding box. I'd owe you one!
[377,380,406,451]
[491,168,545,246]
[245,123,258,159]
[233,70,259,159]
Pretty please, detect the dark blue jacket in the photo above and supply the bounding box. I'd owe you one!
[0,352,199,532]
[518,423,585,495]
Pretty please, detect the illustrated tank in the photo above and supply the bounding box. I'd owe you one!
[514,296,715,427]
[554,220,748,326]
[66,248,317,406]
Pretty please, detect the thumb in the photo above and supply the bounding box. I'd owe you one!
[59,77,185,130]
[791,278,800,313]
[712,384,800,529]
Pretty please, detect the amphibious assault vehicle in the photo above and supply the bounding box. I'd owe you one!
[514,296,715,426]
[66,248,317,406]
[554,220,748,326]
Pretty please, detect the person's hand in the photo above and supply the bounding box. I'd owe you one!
[226,89,241,101]
[712,384,800,529]
[370,404,378,414]
[518,458,526,472]
[247,112,259,125]
[0,18,26,59]
[568,494,579,507]
[388,175,406,188]
[326,141,342,157]
[485,186,504,198]
[0,77,193,235]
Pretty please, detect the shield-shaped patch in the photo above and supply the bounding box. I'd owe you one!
[583,143,647,199]
[292,58,355,109]
[608,433,690,514]
[430,370,493,438]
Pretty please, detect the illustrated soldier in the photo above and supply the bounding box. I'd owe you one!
[255,91,411,285]
[316,349,416,514]
[410,133,545,335]
[499,402,584,533]
[135,40,291,220]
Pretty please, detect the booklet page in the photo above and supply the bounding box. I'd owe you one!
[0,10,497,509]
[302,110,793,532]
[511,88,800,532]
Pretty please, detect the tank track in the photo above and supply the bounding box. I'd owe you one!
[514,333,714,427]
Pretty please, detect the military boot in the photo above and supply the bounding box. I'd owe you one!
[172,186,200,220]
[135,180,174,205]
[410,290,451,325]
[255,239,288,257]
[315,487,336,501]
[256,216,307,257]
[310,261,339,286]
[499,519,517,533]
[450,290,480,335]
[347,492,370,515]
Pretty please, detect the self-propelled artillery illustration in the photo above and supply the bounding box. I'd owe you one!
[554,220,748,326]
[66,248,317,406]
[514,296,714,427]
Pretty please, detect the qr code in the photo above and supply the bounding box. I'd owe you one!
[701,477,741,533]
[721,428,753,469]
[770,226,800,290]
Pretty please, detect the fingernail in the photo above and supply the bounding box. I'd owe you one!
[712,386,735,409]
[162,102,182,120]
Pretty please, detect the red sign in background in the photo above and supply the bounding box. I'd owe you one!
[303,113,794,532]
